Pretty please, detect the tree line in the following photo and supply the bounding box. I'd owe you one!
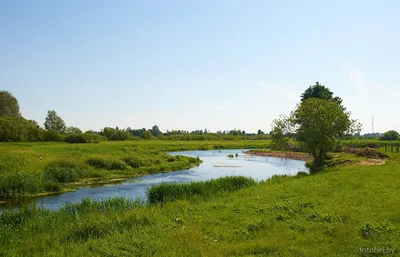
[0,91,269,142]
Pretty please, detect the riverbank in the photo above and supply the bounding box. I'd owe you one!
[0,148,399,256]
[245,149,312,161]
[0,140,270,201]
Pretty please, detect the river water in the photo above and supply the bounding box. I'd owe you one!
[1,149,306,210]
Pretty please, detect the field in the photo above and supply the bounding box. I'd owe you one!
[0,140,270,200]
[0,140,399,256]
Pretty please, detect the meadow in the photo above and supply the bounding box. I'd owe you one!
[0,139,399,256]
[0,140,270,200]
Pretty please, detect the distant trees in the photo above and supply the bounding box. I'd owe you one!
[0,91,20,117]
[151,125,162,137]
[100,127,132,141]
[44,110,66,133]
[0,91,273,143]
[257,129,265,135]
[380,130,399,141]
[0,91,42,142]
[140,130,153,139]
[0,116,42,142]
[66,126,82,134]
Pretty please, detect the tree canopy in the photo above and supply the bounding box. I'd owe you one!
[44,110,66,133]
[271,83,361,171]
[66,126,82,134]
[294,98,352,169]
[301,82,343,105]
[0,91,20,117]
[380,130,399,141]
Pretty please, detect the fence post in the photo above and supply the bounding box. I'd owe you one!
[391,145,394,152]
[385,145,388,152]
[397,144,400,153]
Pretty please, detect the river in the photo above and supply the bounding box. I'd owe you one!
[1,149,306,211]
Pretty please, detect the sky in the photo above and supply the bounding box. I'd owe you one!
[1,0,399,133]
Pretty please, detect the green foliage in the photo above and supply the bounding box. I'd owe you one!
[270,115,291,150]
[0,116,42,142]
[151,125,162,137]
[44,110,66,133]
[0,90,20,117]
[85,157,129,170]
[146,176,256,204]
[100,127,132,141]
[0,171,61,199]
[65,126,82,134]
[64,133,106,143]
[41,129,64,142]
[295,98,352,169]
[0,140,266,200]
[1,158,399,256]
[43,160,84,183]
[140,130,153,139]
[380,130,399,141]
[301,82,342,105]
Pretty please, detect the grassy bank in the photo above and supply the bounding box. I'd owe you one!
[0,140,270,200]
[0,150,399,256]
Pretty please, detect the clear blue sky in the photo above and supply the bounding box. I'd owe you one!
[1,0,399,133]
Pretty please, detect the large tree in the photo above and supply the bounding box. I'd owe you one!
[294,98,352,168]
[44,110,66,133]
[0,91,20,117]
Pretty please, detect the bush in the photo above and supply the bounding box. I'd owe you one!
[147,176,256,204]
[0,171,48,199]
[0,116,42,142]
[42,129,64,142]
[43,160,82,183]
[64,133,106,143]
[380,130,399,141]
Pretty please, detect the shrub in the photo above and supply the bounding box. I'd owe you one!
[0,171,46,199]
[0,116,42,142]
[42,129,64,142]
[43,160,82,183]
[380,130,399,141]
[65,133,106,143]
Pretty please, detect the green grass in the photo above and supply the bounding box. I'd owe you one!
[0,159,399,256]
[147,176,256,204]
[0,140,270,199]
[1,140,399,256]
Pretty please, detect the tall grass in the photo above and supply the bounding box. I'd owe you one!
[146,176,257,204]
[0,160,399,256]
[1,140,269,200]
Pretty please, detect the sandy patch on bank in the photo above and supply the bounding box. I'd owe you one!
[359,159,386,166]
[245,150,312,161]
